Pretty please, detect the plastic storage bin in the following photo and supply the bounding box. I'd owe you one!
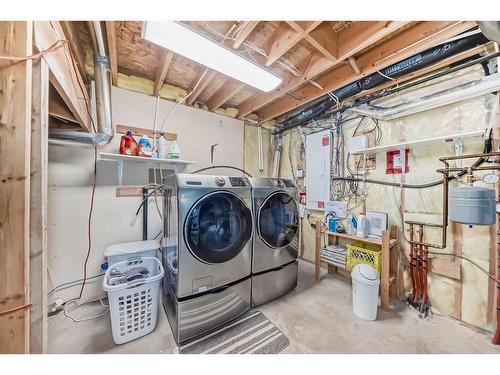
[351,264,380,320]
[103,256,164,344]
[346,241,381,275]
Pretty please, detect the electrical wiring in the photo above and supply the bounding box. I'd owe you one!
[427,251,500,285]
[77,146,98,301]
[0,304,32,317]
[0,39,67,61]
[48,273,104,296]
[159,68,208,133]
[63,298,109,323]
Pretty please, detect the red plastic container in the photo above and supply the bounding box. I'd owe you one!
[119,131,138,156]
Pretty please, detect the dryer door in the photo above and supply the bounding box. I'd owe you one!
[258,191,299,248]
[184,191,252,264]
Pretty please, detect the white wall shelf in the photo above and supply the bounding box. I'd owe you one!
[351,130,485,155]
[99,152,195,185]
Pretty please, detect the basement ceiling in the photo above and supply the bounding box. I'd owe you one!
[69,21,482,125]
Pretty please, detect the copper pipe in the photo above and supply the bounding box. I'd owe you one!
[414,225,424,303]
[409,225,417,301]
[421,246,429,305]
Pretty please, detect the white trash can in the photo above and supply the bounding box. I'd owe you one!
[351,264,380,321]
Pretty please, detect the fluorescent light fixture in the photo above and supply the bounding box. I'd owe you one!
[142,21,282,92]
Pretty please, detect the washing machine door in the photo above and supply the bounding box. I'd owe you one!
[258,191,299,248]
[184,191,252,264]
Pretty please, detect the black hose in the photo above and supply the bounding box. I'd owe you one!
[192,165,253,177]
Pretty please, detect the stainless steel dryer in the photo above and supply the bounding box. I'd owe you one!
[161,173,253,343]
[249,178,299,306]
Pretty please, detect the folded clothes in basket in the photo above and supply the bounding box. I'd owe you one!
[108,266,150,286]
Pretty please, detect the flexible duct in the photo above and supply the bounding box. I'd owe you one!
[349,72,500,121]
[49,21,113,147]
[277,32,488,130]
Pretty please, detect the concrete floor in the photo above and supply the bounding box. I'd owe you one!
[48,260,500,354]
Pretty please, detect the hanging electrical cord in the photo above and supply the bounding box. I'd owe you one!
[63,298,109,323]
[192,165,253,177]
[0,39,67,61]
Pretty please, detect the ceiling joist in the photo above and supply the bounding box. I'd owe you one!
[233,21,259,49]
[154,50,174,95]
[105,21,118,85]
[237,21,410,119]
[256,21,477,123]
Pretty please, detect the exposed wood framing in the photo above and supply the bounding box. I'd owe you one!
[29,59,49,354]
[265,23,304,67]
[60,21,88,84]
[34,21,92,131]
[206,80,246,111]
[154,50,174,96]
[256,21,476,122]
[116,124,177,140]
[0,21,32,354]
[237,21,410,119]
[186,69,217,106]
[105,21,118,85]
[348,57,361,75]
[233,21,259,49]
[287,21,337,61]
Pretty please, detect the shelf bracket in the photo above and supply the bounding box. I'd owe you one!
[117,159,124,186]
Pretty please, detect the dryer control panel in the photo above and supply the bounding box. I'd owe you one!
[229,177,247,187]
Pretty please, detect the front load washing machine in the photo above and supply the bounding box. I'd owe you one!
[249,178,299,306]
[161,173,253,343]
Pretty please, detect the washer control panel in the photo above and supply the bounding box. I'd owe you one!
[229,177,247,187]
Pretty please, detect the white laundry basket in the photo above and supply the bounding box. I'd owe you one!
[103,256,164,344]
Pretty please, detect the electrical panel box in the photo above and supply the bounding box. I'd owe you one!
[305,129,331,210]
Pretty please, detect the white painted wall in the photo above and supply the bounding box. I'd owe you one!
[48,86,244,303]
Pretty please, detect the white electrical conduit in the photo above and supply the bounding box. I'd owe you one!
[257,125,264,173]
[350,73,500,121]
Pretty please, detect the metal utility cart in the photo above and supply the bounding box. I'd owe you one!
[314,220,399,311]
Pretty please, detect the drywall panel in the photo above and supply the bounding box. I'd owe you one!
[48,85,245,303]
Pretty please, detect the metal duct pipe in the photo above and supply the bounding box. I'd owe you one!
[49,21,113,146]
[272,133,282,178]
[350,73,500,121]
[478,21,500,44]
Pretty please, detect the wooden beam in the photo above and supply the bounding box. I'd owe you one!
[233,21,259,49]
[154,50,174,96]
[29,58,49,354]
[186,69,217,106]
[348,57,361,76]
[265,23,304,67]
[306,22,338,61]
[238,21,409,118]
[116,124,177,140]
[105,21,118,85]
[257,21,476,122]
[206,80,246,111]
[33,21,91,132]
[0,21,32,354]
[60,21,88,84]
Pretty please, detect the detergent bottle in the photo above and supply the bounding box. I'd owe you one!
[119,131,138,156]
[138,135,153,157]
